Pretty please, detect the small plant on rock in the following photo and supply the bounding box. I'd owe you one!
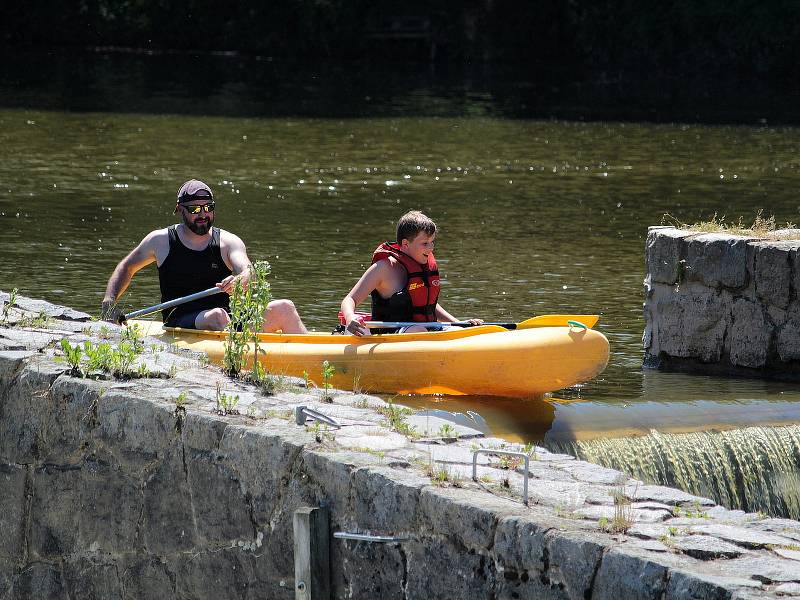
[1,288,18,323]
[59,338,83,375]
[437,423,458,440]
[609,477,635,534]
[321,360,335,402]
[174,391,188,433]
[215,383,240,416]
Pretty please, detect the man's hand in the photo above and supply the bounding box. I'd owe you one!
[100,300,125,324]
[217,274,242,294]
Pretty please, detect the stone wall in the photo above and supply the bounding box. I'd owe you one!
[2,292,800,599]
[644,226,800,377]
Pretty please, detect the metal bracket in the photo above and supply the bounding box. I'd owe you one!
[295,405,341,429]
[472,449,530,506]
[333,532,408,544]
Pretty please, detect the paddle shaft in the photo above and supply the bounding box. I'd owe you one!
[364,321,516,330]
[362,315,597,330]
[122,287,223,322]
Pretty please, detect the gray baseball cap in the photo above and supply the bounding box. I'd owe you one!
[176,179,213,203]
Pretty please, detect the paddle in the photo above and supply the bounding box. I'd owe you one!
[120,287,223,323]
[363,314,599,331]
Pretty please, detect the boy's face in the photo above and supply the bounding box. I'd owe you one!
[401,232,435,264]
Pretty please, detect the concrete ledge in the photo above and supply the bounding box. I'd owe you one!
[1,293,799,598]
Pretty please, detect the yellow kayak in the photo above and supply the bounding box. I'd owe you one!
[133,317,609,398]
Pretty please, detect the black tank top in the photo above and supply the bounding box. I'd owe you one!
[157,225,232,322]
[371,288,413,321]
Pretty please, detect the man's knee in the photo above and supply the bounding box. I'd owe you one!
[201,308,230,330]
[267,299,297,317]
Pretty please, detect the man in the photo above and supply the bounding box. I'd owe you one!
[101,179,307,333]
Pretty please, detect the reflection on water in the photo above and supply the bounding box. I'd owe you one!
[399,395,556,443]
[2,51,800,517]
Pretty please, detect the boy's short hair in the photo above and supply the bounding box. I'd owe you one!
[397,210,437,243]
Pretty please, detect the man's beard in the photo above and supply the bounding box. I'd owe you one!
[182,212,214,235]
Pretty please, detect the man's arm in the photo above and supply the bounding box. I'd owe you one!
[218,232,252,293]
[101,231,160,321]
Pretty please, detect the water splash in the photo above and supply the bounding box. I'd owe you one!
[548,424,800,519]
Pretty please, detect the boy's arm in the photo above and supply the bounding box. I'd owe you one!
[435,304,484,325]
[341,262,387,336]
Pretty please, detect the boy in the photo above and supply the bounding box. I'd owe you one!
[340,210,482,336]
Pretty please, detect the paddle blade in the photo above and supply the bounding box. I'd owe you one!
[516,315,600,329]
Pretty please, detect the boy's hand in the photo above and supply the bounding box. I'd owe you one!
[345,317,371,337]
[463,318,484,326]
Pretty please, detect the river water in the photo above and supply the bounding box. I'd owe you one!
[1,50,799,516]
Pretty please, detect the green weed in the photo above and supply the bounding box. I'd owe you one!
[215,383,240,416]
[224,261,272,376]
[377,400,418,439]
[1,288,18,322]
[437,423,458,440]
[321,360,335,402]
[18,312,50,328]
[59,338,83,375]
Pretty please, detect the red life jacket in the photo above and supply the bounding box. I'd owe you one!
[371,242,440,322]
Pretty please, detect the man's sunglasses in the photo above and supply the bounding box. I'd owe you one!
[183,202,215,214]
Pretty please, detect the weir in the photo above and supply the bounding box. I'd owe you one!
[2,292,800,599]
[550,425,800,520]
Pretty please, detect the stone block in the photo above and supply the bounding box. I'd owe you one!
[97,390,178,462]
[332,540,407,600]
[630,484,714,506]
[665,569,762,599]
[119,555,177,600]
[721,555,800,583]
[174,548,252,600]
[140,446,199,553]
[645,227,693,285]
[672,535,745,559]
[11,562,67,600]
[404,537,496,600]
[62,557,123,600]
[654,289,731,362]
[352,466,427,532]
[184,448,255,543]
[728,299,771,368]
[0,464,27,563]
[685,234,751,289]
[754,241,798,309]
[0,362,64,463]
[419,487,523,550]
[494,514,553,574]
[220,426,305,525]
[30,459,141,557]
[777,302,800,361]
[592,547,669,599]
[690,524,798,549]
[546,530,605,598]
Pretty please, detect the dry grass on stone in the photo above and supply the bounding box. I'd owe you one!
[662,210,800,240]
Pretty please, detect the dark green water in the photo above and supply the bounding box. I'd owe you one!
[2,51,800,516]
